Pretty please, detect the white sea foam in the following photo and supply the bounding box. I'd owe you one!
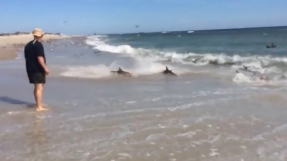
[233,73,253,83]
[61,64,112,78]
[60,57,189,79]
[60,35,193,79]
[232,72,284,85]
[82,35,287,83]
[85,35,287,71]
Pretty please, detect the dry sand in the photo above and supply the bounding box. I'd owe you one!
[0,34,70,60]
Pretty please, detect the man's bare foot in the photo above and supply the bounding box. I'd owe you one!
[36,107,49,112]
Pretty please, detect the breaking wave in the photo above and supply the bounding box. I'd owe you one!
[85,35,287,74]
[61,57,190,79]
[66,35,287,84]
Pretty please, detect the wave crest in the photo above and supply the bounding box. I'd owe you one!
[82,35,287,84]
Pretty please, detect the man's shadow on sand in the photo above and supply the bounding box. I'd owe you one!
[0,96,35,108]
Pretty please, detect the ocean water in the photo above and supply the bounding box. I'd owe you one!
[1,27,287,161]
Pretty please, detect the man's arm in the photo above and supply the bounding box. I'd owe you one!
[37,56,48,71]
[36,43,49,74]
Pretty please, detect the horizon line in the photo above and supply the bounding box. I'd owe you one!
[104,25,287,35]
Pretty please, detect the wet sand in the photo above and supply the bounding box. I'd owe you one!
[0,48,17,60]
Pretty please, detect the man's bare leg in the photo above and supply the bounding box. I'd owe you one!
[34,83,48,111]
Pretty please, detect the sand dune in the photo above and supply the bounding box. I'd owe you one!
[0,34,70,60]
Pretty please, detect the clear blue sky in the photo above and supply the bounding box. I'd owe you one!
[1,0,286,34]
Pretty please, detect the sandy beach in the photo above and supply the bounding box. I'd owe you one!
[0,34,70,60]
[0,28,287,161]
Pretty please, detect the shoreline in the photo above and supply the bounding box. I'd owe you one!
[0,34,72,61]
[0,47,18,60]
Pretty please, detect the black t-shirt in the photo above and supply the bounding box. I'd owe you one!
[24,40,46,74]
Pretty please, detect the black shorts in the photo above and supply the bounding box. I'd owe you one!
[27,72,46,84]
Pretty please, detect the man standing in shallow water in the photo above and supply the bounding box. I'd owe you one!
[24,28,50,111]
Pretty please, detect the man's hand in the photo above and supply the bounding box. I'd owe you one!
[37,56,49,75]
[44,67,50,75]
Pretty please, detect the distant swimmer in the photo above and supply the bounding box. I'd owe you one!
[266,43,276,48]
[111,67,132,77]
[163,66,177,76]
